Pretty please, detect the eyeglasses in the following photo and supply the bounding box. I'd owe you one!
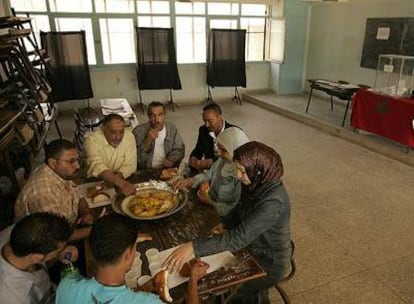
[55,158,79,165]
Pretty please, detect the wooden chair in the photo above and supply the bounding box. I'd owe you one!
[274,240,296,304]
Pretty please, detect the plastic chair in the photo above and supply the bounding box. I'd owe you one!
[274,240,296,304]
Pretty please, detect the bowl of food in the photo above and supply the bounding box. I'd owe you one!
[119,183,187,220]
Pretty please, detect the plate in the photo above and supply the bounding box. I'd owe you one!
[78,181,116,208]
[116,181,187,220]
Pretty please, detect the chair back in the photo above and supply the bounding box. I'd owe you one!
[274,240,296,304]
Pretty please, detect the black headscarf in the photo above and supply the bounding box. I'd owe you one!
[233,141,283,192]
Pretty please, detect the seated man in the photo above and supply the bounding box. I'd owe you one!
[84,114,137,196]
[15,139,93,241]
[56,214,208,304]
[189,103,237,173]
[133,101,185,169]
[0,212,77,304]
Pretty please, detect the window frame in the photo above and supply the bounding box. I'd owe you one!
[11,1,275,67]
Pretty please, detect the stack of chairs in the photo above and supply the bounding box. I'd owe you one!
[73,109,103,156]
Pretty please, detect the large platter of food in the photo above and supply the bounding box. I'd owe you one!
[119,181,187,220]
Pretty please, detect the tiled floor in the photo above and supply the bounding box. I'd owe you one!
[51,93,414,303]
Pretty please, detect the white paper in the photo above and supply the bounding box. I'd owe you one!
[376,27,390,40]
[149,245,235,289]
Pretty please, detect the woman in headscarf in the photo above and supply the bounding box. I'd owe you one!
[164,141,292,304]
[173,127,249,217]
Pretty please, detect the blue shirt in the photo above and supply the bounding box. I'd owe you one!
[56,273,163,304]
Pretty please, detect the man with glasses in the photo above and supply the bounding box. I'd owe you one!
[15,139,92,241]
[0,212,77,304]
[84,114,136,196]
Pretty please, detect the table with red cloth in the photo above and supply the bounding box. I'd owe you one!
[351,90,414,148]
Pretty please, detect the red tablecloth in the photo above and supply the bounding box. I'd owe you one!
[351,90,414,147]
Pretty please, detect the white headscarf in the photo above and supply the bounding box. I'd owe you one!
[217,127,250,158]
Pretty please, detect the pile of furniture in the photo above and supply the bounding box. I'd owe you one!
[0,15,60,211]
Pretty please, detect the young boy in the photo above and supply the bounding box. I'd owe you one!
[56,214,208,304]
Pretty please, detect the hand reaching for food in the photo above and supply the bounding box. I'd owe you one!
[162,242,194,274]
[179,258,209,278]
[172,178,194,191]
[189,259,209,282]
[197,182,211,204]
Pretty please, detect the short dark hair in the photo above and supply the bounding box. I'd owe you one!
[10,212,72,257]
[44,139,77,163]
[147,101,166,117]
[89,214,138,266]
[102,113,125,126]
[203,103,222,115]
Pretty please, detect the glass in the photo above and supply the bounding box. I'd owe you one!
[10,0,47,12]
[136,0,169,14]
[49,0,92,12]
[176,17,206,63]
[241,18,265,61]
[95,0,134,13]
[137,16,170,27]
[55,18,96,65]
[99,18,135,64]
[241,4,267,16]
[210,19,237,29]
[175,2,205,15]
[269,19,285,62]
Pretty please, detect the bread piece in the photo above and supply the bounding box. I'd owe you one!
[153,269,173,302]
[86,184,103,198]
[160,168,178,180]
[92,192,110,204]
[136,233,153,243]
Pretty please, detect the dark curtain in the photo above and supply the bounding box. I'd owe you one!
[207,29,246,88]
[135,27,182,90]
[40,31,93,102]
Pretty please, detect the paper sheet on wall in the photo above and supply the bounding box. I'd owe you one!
[376,27,390,40]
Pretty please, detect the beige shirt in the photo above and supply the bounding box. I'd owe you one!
[14,165,79,224]
[84,128,137,179]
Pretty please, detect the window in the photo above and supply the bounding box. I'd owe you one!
[137,1,170,14]
[175,2,206,64]
[95,0,135,13]
[10,0,46,12]
[100,18,135,64]
[210,19,237,30]
[49,0,92,13]
[176,16,206,63]
[207,3,238,16]
[268,19,285,63]
[11,1,276,66]
[240,4,267,61]
[240,18,265,61]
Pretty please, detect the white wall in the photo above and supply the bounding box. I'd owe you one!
[305,0,414,89]
[58,61,269,111]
